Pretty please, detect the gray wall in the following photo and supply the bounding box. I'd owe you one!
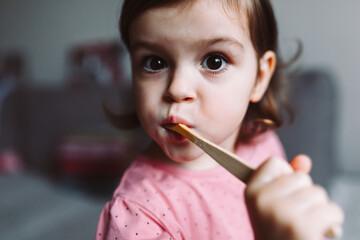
[0,0,359,173]
[0,0,122,85]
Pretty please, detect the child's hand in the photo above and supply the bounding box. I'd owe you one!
[245,155,344,240]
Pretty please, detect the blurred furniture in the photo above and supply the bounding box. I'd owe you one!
[0,86,147,175]
[277,69,338,188]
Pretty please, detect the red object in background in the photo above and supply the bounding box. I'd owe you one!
[57,135,133,178]
[0,149,23,174]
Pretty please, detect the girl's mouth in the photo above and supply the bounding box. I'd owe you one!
[160,116,193,128]
[162,123,187,142]
[167,128,186,142]
[161,116,194,142]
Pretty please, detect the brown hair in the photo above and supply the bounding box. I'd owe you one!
[109,0,294,142]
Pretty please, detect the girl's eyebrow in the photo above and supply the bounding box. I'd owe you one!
[130,40,163,53]
[198,37,245,50]
[130,36,244,52]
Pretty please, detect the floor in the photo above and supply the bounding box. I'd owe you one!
[0,174,108,240]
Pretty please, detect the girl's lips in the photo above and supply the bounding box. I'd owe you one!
[161,116,193,142]
[160,116,194,128]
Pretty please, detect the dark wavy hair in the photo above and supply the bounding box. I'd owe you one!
[106,0,295,142]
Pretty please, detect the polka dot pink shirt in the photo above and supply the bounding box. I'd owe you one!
[96,131,286,240]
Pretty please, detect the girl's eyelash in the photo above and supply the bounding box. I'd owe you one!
[204,52,230,62]
[141,55,155,63]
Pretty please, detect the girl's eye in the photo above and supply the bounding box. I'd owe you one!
[201,54,229,72]
[143,56,167,72]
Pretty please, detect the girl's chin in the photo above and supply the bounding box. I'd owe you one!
[144,141,198,160]
[164,150,219,170]
[145,141,218,170]
[146,141,200,160]
[163,145,205,163]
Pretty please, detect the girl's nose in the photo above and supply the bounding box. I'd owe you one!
[164,69,197,103]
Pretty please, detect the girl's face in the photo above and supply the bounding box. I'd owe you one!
[129,0,275,168]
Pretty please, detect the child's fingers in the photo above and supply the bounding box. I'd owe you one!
[246,155,344,240]
[289,155,344,239]
[246,157,294,193]
[252,172,313,203]
[290,154,312,173]
[285,184,328,212]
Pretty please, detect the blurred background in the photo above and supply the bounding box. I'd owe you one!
[0,0,359,239]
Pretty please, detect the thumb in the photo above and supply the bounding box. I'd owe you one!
[290,154,312,174]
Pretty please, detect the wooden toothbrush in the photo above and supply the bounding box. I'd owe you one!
[164,123,255,183]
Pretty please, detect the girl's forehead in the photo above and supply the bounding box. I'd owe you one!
[134,0,250,36]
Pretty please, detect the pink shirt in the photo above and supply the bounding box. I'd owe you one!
[96,131,286,240]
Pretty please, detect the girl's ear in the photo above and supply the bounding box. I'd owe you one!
[250,50,276,103]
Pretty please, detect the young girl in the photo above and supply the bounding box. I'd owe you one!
[96,0,344,239]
